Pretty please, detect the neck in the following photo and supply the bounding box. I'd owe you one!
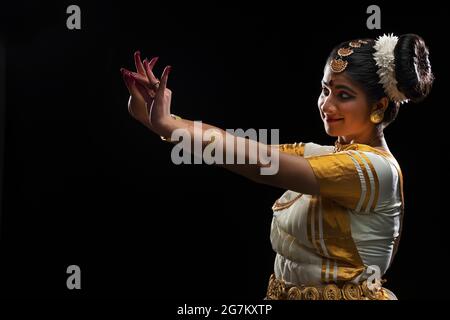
[338,127,387,149]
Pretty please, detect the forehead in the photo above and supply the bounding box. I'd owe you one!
[322,65,354,86]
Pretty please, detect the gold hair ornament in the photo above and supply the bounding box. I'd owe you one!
[330,40,368,73]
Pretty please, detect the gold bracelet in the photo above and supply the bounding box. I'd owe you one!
[160,114,182,142]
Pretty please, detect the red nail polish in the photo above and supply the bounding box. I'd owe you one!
[167,66,172,74]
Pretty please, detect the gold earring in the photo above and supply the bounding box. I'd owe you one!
[370,111,384,124]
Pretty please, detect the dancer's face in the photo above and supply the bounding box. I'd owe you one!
[318,66,374,138]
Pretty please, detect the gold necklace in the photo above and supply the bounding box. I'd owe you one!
[334,140,352,153]
[272,193,303,211]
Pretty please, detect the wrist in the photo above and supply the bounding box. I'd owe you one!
[160,114,183,142]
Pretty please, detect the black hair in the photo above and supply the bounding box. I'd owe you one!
[326,34,434,128]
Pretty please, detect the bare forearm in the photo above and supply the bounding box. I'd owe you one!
[163,118,274,181]
[161,117,318,194]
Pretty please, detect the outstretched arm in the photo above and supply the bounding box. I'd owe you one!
[121,54,319,195]
[161,119,319,194]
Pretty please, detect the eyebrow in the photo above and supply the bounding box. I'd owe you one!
[322,80,357,95]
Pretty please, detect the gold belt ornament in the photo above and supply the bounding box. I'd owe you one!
[265,274,390,300]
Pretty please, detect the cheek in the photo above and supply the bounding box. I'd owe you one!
[341,101,369,122]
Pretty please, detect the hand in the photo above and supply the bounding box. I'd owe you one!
[121,51,174,136]
[121,51,159,127]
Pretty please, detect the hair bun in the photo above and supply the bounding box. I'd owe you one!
[394,34,434,103]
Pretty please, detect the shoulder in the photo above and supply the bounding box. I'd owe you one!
[345,148,402,212]
[277,142,334,157]
[347,149,399,183]
[349,144,402,182]
[303,142,335,157]
[303,144,402,212]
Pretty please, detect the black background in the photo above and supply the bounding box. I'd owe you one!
[0,0,448,303]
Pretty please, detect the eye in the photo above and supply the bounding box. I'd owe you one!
[338,92,353,100]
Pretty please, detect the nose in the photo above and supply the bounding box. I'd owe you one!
[320,95,338,114]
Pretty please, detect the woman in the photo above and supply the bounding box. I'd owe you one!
[120,33,434,300]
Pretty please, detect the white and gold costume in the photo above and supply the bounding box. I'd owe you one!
[268,142,403,300]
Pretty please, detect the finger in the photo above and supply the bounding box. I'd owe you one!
[123,68,150,84]
[120,68,139,96]
[148,56,159,70]
[121,68,131,91]
[130,73,152,88]
[152,66,172,121]
[143,58,160,84]
[156,65,171,97]
[135,82,154,124]
[134,51,146,75]
[122,71,142,97]
[135,81,152,102]
[164,89,172,115]
[124,69,157,101]
[125,76,149,124]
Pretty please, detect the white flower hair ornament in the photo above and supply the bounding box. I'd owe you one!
[373,34,409,105]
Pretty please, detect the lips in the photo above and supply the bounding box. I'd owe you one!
[325,118,344,123]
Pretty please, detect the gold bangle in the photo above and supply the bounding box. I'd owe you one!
[160,114,182,142]
[170,114,182,120]
[160,136,172,142]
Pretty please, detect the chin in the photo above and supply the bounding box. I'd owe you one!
[324,126,340,137]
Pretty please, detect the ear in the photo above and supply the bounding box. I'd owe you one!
[371,97,389,113]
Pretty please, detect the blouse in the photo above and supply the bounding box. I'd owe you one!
[270,141,404,286]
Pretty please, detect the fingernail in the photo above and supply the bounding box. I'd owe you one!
[167,66,172,75]
[120,67,125,73]
[135,50,141,56]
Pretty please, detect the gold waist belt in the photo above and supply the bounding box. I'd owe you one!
[266,274,390,300]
